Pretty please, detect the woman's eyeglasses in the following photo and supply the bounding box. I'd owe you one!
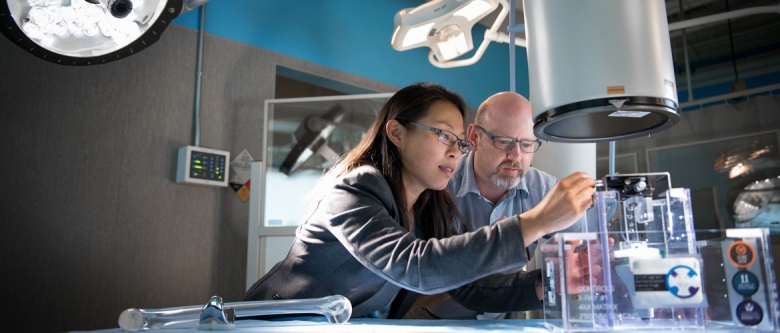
[409,122,473,154]
[474,125,541,153]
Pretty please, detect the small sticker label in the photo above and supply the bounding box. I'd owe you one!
[607,86,625,94]
[736,300,764,326]
[546,260,556,306]
[635,274,667,291]
[728,240,756,269]
[664,79,675,97]
[608,110,651,118]
[236,180,251,203]
[733,271,759,297]
[665,265,701,299]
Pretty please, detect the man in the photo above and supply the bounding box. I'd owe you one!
[406,91,586,319]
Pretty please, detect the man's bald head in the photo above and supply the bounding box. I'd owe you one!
[474,92,533,129]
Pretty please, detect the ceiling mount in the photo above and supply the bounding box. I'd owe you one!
[391,0,510,68]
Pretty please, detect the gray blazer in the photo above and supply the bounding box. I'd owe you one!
[243,165,542,318]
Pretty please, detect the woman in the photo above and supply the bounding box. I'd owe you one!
[244,82,594,318]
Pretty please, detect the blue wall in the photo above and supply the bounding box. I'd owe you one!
[172,0,528,107]
[173,1,779,109]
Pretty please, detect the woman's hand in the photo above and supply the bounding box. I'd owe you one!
[541,237,614,295]
[519,172,595,246]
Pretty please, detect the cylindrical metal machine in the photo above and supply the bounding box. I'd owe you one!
[524,0,679,142]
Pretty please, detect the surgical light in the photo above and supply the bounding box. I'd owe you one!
[86,0,133,19]
[733,176,780,226]
[391,0,508,68]
[0,0,206,66]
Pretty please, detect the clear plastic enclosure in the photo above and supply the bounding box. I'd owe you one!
[543,173,779,332]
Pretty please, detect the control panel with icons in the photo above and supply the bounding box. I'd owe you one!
[176,145,230,187]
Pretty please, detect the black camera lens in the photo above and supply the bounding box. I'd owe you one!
[108,0,133,18]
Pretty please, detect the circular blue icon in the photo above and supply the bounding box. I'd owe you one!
[666,265,701,298]
[733,271,759,297]
[736,300,764,326]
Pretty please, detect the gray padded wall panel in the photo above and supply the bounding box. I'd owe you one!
[0,24,396,332]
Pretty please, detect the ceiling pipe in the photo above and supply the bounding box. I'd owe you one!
[678,0,694,102]
[193,3,206,147]
[679,82,780,109]
[668,5,780,31]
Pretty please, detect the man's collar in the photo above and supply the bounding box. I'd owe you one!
[450,152,475,198]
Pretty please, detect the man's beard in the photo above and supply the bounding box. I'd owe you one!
[489,160,523,189]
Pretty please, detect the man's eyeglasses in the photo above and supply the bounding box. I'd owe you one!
[474,125,542,153]
[409,122,473,154]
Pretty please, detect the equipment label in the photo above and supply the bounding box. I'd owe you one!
[631,258,705,307]
[635,274,667,292]
[733,271,759,297]
[608,110,650,118]
[736,300,764,326]
[607,85,625,94]
[728,240,756,269]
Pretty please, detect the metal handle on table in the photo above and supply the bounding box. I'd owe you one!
[118,294,352,331]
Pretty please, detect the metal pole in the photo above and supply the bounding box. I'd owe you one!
[609,141,616,175]
[193,4,206,147]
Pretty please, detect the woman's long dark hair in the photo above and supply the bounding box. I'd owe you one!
[325,82,466,239]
